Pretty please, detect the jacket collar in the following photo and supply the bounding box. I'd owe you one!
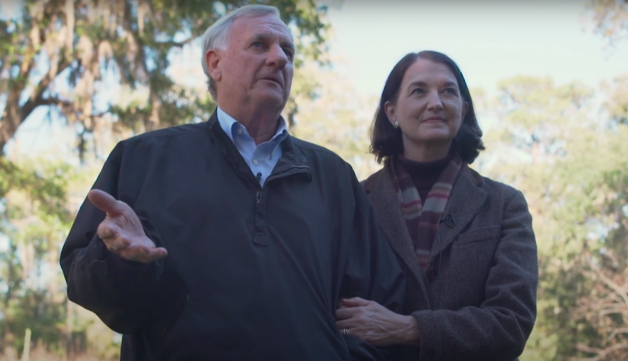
[206,111,311,182]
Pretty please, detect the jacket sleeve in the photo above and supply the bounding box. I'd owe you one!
[413,190,538,361]
[340,166,410,361]
[59,141,167,334]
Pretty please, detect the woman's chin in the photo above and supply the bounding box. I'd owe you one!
[410,133,454,144]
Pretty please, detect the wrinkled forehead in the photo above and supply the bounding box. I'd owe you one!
[230,14,294,44]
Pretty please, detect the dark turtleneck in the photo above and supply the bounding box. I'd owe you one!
[397,151,455,201]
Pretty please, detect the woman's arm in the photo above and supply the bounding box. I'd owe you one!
[337,189,538,361]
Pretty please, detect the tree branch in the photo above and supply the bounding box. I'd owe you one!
[20,60,71,121]
[164,37,195,48]
[573,342,628,361]
[591,266,628,313]
[607,327,628,343]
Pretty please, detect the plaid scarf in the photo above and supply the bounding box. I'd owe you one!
[386,153,462,269]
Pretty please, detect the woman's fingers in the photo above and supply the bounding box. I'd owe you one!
[341,297,370,307]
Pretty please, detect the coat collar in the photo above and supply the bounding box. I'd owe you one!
[364,162,488,296]
[429,165,487,260]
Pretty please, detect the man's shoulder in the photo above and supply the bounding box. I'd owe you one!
[289,136,347,165]
[123,122,208,146]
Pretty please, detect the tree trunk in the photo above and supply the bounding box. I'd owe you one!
[0,89,24,155]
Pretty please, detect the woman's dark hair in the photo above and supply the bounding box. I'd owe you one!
[369,50,485,164]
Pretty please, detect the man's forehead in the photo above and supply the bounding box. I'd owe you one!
[232,15,293,41]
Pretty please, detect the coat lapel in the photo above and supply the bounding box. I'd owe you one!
[368,170,431,309]
[429,165,488,260]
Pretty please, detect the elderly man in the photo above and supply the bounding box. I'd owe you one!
[60,5,407,361]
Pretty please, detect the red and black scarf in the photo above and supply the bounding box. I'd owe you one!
[387,154,462,269]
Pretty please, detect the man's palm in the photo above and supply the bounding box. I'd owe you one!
[88,189,167,263]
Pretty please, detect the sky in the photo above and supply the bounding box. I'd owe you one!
[325,0,628,98]
[4,0,628,157]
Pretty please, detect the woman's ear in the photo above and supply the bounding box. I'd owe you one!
[461,101,469,120]
[384,101,396,126]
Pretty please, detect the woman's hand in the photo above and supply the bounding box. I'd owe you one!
[335,297,420,347]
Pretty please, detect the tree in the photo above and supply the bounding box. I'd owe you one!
[476,75,628,361]
[0,0,329,159]
[586,0,628,46]
[289,56,381,180]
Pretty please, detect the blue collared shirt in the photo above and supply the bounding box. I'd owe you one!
[217,107,288,186]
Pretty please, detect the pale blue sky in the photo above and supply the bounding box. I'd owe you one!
[325,0,628,97]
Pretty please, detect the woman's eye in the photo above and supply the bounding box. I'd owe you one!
[411,88,424,94]
[444,88,457,94]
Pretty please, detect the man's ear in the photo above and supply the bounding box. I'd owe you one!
[205,49,222,82]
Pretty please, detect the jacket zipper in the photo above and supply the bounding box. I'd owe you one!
[339,332,351,360]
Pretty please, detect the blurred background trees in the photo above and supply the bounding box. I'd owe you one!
[0,0,627,360]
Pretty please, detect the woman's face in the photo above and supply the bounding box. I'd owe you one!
[385,59,468,151]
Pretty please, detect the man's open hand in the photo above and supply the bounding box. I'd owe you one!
[88,189,167,264]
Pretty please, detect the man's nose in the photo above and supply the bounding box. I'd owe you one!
[266,43,289,69]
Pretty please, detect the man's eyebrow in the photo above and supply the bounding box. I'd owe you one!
[251,33,268,42]
[250,33,295,52]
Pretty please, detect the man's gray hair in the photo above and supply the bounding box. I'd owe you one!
[200,5,282,100]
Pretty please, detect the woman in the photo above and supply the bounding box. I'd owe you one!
[336,51,538,361]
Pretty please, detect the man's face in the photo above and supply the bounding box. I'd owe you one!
[208,14,295,112]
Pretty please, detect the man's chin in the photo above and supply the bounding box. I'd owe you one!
[253,93,287,109]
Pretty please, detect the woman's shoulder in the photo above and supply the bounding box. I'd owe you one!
[361,167,388,194]
[466,166,525,202]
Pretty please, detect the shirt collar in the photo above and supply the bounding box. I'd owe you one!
[216,107,288,145]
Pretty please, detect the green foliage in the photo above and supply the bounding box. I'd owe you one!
[480,75,628,361]
[0,157,75,357]
[0,0,329,156]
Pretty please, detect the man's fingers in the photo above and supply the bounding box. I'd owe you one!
[98,222,122,241]
[144,247,168,261]
[88,189,124,216]
[118,246,168,264]
[341,297,370,308]
[102,236,130,253]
